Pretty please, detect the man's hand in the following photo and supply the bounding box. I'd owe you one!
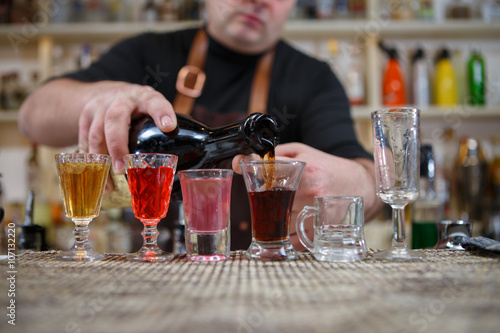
[19,79,178,181]
[78,83,177,174]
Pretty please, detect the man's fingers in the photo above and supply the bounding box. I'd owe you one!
[275,142,306,158]
[79,91,115,154]
[132,85,177,132]
[232,154,260,174]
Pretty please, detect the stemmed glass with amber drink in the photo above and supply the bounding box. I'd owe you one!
[55,153,111,262]
[124,153,178,262]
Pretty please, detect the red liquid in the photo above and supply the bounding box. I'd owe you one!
[127,166,175,221]
[181,178,232,233]
[249,189,295,242]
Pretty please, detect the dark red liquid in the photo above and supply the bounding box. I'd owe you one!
[248,189,295,242]
[127,166,174,221]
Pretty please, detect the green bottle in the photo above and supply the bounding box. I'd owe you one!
[468,50,486,106]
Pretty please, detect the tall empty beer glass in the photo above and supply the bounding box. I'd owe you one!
[372,107,424,261]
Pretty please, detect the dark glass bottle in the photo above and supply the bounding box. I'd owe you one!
[18,191,46,253]
[129,112,280,172]
[411,144,444,249]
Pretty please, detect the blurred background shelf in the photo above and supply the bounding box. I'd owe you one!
[1,19,499,43]
[0,110,19,122]
[351,105,500,120]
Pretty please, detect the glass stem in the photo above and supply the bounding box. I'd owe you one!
[72,218,92,252]
[392,205,408,250]
[142,222,160,250]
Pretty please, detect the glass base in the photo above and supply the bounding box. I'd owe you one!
[373,248,426,261]
[188,254,228,262]
[246,240,297,261]
[186,228,229,262]
[56,250,105,262]
[126,247,174,262]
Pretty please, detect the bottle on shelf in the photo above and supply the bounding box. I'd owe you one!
[336,0,350,18]
[160,0,180,22]
[18,190,47,253]
[51,0,70,23]
[447,0,472,19]
[434,47,457,106]
[315,0,334,19]
[486,135,500,241]
[85,0,108,22]
[418,0,434,21]
[379,41,407,106]
[69,0,86,22]
[345,42,365,105]
[410,47,430,107]
[388,0,416,20]
[26,71,40,96]
[434,128,460,219]
[411,144,445,249]
[349,0,366,18]
[78,44,93,69]
[1,72,24,110]
[52,45,66,77]
[467,49,486,106]
[456,136,488,231]
[142,0,160,23]
[107,0,122,22]
[178,0,200,20]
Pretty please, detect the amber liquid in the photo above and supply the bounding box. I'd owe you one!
[249,188,295,242]
[57,162,110,218]
[262,150,275,190]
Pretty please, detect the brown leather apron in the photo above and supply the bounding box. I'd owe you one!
[171,28,276,251]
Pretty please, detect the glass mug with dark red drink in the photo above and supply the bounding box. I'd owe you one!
[240,160,306,261]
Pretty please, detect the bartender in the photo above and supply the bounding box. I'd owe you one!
[18,0,381,250]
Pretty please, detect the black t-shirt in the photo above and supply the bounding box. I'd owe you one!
[64,27,371,250]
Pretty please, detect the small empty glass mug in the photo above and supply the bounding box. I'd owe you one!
[435,220,473,250]
[296,196,367,262]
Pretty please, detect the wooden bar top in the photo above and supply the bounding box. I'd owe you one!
[1,250,499,333]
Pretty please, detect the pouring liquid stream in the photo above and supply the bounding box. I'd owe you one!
[262,149,275,191]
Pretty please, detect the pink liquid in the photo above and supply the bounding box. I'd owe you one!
[181,178,232,233]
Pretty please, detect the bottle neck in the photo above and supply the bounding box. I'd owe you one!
[205,113,279,158]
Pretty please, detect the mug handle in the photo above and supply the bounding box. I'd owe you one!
[296,206,316,253]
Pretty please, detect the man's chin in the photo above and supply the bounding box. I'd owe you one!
[227,23,263,43]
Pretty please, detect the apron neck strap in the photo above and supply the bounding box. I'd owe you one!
[173,28,275,117]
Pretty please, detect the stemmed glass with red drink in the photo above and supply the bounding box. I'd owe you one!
[124,153,178,262]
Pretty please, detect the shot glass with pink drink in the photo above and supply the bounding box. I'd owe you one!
[179,169,233,262]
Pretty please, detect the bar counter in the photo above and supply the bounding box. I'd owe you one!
[1,249,499,333]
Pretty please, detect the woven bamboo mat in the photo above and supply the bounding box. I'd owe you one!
[1,250,499,333]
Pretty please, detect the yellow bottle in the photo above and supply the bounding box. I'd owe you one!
[434,48,457,106]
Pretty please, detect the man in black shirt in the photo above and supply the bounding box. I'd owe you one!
[18,0,381,250]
